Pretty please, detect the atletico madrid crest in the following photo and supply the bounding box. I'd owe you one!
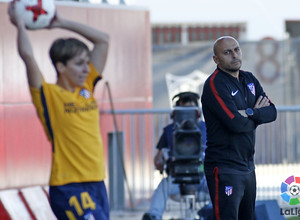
[225,186,233,196]
[247,83,255,96]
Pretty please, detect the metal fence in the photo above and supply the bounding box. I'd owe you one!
[102,106,300,210]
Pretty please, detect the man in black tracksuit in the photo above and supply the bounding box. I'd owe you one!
[201,36,277,220]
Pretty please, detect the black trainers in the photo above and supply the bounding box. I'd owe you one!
[142,212,157,220]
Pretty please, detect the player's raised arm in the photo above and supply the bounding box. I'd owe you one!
[8,2,43,89]
[49,13,110,76]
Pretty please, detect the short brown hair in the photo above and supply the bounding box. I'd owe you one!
[49,38,90,73]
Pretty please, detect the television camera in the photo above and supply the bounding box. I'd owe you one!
[165,106,205,219]
[168,106,204,194]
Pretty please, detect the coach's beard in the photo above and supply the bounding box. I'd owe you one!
[226,60,242,73]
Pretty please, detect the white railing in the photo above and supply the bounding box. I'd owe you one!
[102,106,300,209]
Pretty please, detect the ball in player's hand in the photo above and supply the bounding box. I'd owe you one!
[14,0,56,30]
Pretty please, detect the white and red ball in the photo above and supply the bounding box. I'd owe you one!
[14,0,56,30]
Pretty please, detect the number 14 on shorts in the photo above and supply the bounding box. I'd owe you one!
[65,192,96,220]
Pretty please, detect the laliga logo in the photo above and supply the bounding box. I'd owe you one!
[281,175,300,205]
[280,175,300,217]
[14,0,56,30]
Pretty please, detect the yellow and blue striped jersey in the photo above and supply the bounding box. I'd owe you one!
[30,63,106,186]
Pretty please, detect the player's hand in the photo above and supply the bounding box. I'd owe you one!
[7,1,25,28]
[254,96,270,109]
[47,11,63,29]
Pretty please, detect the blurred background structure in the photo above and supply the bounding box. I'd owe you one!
[0,0,300,219]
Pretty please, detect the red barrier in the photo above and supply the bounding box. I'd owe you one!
[18,190,37,220]
[0,199,11,220]
[0,187,57,220]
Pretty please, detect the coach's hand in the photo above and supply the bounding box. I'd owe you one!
[254,96,270,109]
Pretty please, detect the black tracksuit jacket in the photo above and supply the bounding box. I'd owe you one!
[201,67,277,174]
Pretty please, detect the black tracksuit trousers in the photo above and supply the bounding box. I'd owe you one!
[205,167,256,220]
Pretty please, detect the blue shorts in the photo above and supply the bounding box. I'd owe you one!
[49,181,109,220]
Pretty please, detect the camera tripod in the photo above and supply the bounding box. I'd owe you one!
[165,184,201,220]
[179,193,198,220]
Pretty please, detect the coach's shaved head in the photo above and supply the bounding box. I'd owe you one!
[212,36,242,77]
[213,36,239,55]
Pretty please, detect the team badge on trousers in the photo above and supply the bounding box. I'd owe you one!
[225,186,233,196]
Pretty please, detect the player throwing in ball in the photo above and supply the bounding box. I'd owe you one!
[8,2,110,220]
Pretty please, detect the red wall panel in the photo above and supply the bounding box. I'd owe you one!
[3,105,51,189]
